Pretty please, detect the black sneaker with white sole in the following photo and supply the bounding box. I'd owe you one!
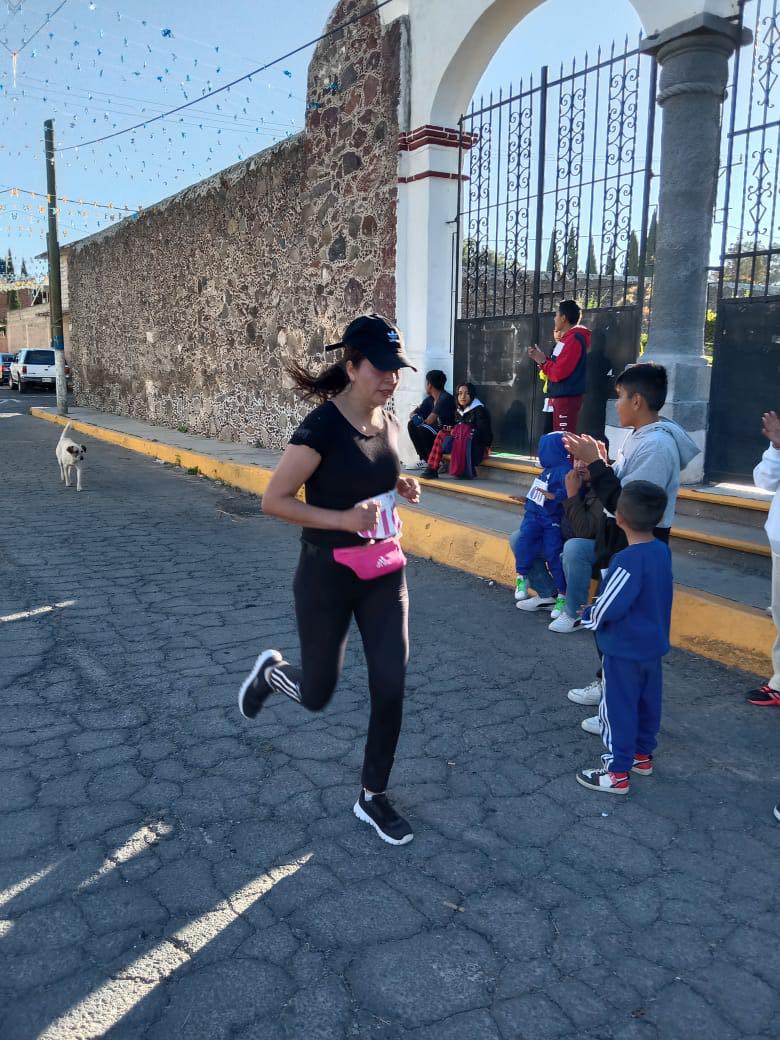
[238,649,284,719]
[353,790,413,845]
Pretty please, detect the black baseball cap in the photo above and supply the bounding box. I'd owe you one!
[325,314,417,372]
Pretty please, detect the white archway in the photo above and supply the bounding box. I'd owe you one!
[380,0,739,130]
[384,0,741,457]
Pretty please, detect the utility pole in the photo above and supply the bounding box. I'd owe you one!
[44,119,67,416]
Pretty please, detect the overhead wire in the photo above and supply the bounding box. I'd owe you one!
[58,0,393,150]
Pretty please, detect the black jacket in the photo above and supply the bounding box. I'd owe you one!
[457,402,493,449]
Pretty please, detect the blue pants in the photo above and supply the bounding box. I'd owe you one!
[509,529,557,598]
[600,655,663,774]
[511,509,566,592]
[562,537,596,619]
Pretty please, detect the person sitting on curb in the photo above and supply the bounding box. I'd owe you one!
[528,299,591,433]
[747,411,780,721]
[576,481,673,796]
[548,458,606,634]
[406,370,456,471]
[512,432,571,615]
[563,363,699,728]
[422,382,493,480]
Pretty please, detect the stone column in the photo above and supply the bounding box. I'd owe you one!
[640,14,751,483]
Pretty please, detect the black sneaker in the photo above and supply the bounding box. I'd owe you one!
[353,790,413,845]
[421,466,438,479]
[238,649,283,719]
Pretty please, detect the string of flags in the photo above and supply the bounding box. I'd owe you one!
[0,1,352,256]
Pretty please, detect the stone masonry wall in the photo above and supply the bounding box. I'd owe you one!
[67,1,403,447]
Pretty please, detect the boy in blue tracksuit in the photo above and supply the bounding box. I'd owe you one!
[512,432,572,611]
[576,481,673,795]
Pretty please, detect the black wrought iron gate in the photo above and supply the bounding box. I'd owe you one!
[707,0,780,482]
[453,37,658,454]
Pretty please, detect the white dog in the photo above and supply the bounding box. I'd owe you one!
[56,423,87,491]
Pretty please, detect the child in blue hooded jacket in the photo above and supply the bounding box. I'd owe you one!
[512,432,572,611]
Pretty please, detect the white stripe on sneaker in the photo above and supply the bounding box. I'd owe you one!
[269,667,302,703]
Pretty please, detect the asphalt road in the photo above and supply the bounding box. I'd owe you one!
[1,398,779,1040]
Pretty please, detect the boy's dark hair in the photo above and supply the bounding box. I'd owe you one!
[615,362,668,412]
[557,299,581,326]
[426,369,447,391]
[617,481,668,532]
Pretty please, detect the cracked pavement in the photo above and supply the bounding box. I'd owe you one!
[1,405,779,1040]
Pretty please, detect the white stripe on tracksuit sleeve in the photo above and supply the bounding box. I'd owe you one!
[582,564,640,631]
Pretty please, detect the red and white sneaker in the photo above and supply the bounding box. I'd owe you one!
[746,684,780,706]
[576,766,630,795]
[632,754,653,775]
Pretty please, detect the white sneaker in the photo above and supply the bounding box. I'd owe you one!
[581,715,600,735]
[516,595,556,612]
[549,613,582,634]
[405,460,427,472]
[549,594,567,620]
[567,678,603,705]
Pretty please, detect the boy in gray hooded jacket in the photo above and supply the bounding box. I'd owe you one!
[563,363,700,714]
[566,363,699,565]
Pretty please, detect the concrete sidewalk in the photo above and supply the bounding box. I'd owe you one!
[31,405,775,676]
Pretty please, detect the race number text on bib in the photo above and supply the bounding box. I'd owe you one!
[527,478,549,508]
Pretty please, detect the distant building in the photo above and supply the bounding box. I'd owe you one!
[0,263,71,356]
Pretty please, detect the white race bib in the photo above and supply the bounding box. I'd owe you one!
[357,490,401,540]
[527,477,549,508]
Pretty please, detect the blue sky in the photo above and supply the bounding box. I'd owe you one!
[0,0,642,279]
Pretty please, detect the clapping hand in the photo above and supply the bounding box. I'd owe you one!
[564,433,602,465]
[528,343,547,365]
[762,410,780,449]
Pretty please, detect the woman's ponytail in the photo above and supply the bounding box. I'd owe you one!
[285,347,363,403]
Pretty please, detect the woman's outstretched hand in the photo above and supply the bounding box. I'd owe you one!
[396,476,421,504]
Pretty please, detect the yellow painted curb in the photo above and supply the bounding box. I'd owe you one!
[422,474,771,558]
[32,408,773,675]
[483,457,771,512]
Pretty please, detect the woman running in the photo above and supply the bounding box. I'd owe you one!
[238,315,421,845]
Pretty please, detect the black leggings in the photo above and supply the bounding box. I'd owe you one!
[267,541,409,793]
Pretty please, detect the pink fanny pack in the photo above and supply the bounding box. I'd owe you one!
[332,537,406,580]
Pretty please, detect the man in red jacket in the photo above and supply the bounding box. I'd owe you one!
[529,299,591,433]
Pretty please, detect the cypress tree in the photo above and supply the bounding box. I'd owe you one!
[565,226,578,275]
[546,230,561,277]
[585,236,598,277]
[646,212,657,276]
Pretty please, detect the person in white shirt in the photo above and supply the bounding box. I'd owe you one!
[748,410,780,825]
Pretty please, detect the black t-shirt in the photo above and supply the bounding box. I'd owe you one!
[289,400,401,548]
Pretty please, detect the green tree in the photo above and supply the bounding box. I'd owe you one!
[585,236,598,278]
[565,226,578,275]
[7,289,20,310]
[625,231,640,277]
[5,250,15,280]
[722,239,780,290]
[546,230,561,277]
[20,259,28,279]
[645,211,657,276]
[604,240,617,277]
